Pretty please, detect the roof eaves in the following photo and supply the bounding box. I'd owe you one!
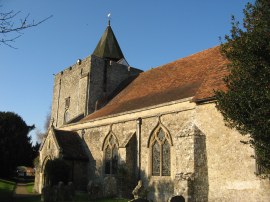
[39,135,47,152]
[80,96,194,124]
[51,127,61,151]
[193,96,216,104]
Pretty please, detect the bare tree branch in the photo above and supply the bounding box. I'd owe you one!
[0,8,52,48]
[35,111,51,143]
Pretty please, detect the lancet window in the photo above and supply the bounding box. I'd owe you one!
[104,133,118,175]
[150,127,171,176]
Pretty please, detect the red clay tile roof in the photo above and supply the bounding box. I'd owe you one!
[81,46,229,122]
[193,60,228,102]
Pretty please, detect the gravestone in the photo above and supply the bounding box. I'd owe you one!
[66,182,75,201]
[57,181,65,201]
[87,180,102,199]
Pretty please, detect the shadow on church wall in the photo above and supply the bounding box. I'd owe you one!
[79,125,209,201]
[192,126,209,201]
[147,178,174,202]
[81,132,99,177]
[81,130,138,199]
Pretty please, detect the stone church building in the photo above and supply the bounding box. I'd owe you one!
[36,21,270,201]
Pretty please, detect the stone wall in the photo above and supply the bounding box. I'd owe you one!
[106,60,142,94]
[66,160,88,191]
[195,103,270,201]
[37,129,61,193]
[39,131,60,167]
[44,98,270,201]
[51,57,91,127]
[51,55,142,127]
[82,121,137,180]
[37,129,89,192]
[79,101,197,202]
[143,111,198,202]
[87,56,142,114]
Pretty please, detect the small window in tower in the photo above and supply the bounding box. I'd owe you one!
[64,110,70,124]
[65,97,70,109]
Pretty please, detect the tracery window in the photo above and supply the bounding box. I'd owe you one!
[150,128,171,176]
[104,134,118,174]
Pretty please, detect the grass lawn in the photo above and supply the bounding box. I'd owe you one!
[0,179,16,202]
[12,190,129,202]
[13,193,129,202]
[26,182,34,193]
[0,180,129,202]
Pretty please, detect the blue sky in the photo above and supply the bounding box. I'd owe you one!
[0,0,252,143]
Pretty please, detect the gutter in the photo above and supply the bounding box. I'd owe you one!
[193,96,216,104]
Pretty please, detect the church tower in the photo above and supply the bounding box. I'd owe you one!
[50,21,142,127]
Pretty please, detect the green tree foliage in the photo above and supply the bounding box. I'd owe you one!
[0,111,36,177]
[45,159,70,186]
[216,0,270,173]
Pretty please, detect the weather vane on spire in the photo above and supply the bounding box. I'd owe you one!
[107,13,111,26]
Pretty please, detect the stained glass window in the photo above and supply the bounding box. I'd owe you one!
[158,129,165,141]
[152,141,161,176]
[162,140,170,176]
[151,127,171,176]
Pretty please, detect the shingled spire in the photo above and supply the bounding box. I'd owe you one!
[93,20,125,62]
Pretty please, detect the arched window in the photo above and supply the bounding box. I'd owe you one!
[103,133,118,174]
[150,127,171,176]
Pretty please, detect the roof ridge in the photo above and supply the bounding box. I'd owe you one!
[143,45,221,74]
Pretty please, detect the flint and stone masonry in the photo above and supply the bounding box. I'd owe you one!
[36,22,270,201]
